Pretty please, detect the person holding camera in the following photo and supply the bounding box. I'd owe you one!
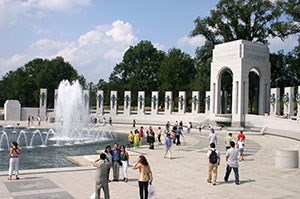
[8,141,20,180]
[133,156,153,199]
[94,153,111,199]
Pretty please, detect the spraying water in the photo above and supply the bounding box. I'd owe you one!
[55,80,89,140]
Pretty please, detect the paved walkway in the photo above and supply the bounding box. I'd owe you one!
[1,129,300,199]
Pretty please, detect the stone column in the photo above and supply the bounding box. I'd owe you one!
[138,91,145,115]
[83,90,90,115]
[110,91,118,115]
[165,91,173,115]
[151,91,159,115]
[192,91,200,114]
[297,86,300,117]
[39,88,47,120]
[270,88,280,116]
[96,90,104,115]
[178,91,186,114]
[283,87,294,118]
[124,91,131,115]
[54,89,58,112]
[205,91,211,114]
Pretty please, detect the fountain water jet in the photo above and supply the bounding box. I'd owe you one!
[55,80,89,141]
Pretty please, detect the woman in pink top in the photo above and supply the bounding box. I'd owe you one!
[8,141,20,180]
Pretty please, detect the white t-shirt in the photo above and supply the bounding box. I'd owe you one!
[209,133,217,143]
[226,148,239,168]
[237,141,245,149]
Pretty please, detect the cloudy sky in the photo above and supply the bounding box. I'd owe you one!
[0,0,298,83]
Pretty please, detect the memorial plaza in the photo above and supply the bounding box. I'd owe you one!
[0,116,300,199]
[1,40,300,198]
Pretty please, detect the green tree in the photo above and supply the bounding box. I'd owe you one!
[0,57,83,107]
[272,0,300,39]
[191,0,280,44]
[108,40,165,106]
[191,41,213,111]
[158,48,195,108]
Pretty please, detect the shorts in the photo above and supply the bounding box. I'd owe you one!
[238,148,244,153]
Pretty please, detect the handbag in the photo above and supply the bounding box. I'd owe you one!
[148,183,157,199]
[118,160,123,166]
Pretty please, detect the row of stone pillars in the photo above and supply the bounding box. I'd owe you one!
[96,91,202,115]
[270,86,300,117]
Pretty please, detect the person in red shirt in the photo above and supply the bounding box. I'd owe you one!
[237,131,246,141]
[139,126,144,144]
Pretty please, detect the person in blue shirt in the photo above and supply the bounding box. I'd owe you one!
[175,128,183,146]
[110,143,120,181]
[164,134,172,159]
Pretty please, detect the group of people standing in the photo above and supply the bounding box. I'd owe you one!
[94,143,152,199]
[207,130,246,186]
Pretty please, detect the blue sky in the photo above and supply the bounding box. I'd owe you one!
[0,0,298,83]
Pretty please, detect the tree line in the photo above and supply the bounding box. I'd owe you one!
[0,0,299,111]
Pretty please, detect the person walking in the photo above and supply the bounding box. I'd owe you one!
[139,127,144,145]
[224,133,233,151]
[224,141,240,185]
[157,127,162,144]
[110,143,120,182]
[134,130,140,148]
[207,143,220,185]
[133,156,153,199]
[164,134,172,159]
[149,128,155,149]
[8,141,20,180]
[120,145,129,183]
[237,131,246,141]
[133,119,136,128]
[109,117,112,126]
[237,138,245,161]
[175,127,183,146]
[187,122,192,134]
[94,153,111,199]
[165,121,170,133]
[208,129,217,145]
[128,131,134,148]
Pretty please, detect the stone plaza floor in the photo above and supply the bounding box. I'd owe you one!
[1,128,300,199]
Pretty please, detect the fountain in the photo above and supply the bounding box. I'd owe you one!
[0,80,117,171]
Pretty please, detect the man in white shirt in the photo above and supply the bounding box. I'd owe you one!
[224,141,239,185]
[208,128,217,144]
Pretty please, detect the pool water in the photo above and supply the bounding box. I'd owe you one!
[0,132,127,171]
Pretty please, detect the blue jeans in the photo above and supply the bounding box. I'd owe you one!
[224,164,239,184]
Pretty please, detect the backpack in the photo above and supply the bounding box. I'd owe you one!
[209,150,218,164]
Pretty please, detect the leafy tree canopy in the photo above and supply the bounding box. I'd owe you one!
[0,56,83,107]
[108,40,165,105]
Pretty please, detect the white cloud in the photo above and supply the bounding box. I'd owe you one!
[0,0,91,29]
[153,42,165,51]
[177,35,206,47]
[268,34,298,53]
[33,0,91,10]
[106,20,137,43]
[0,20,138,82]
